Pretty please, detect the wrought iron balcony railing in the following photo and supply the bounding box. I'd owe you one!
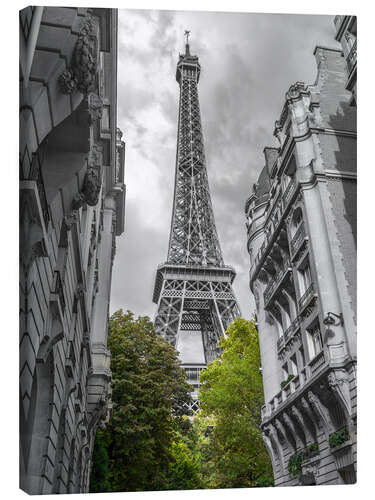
[298,282,315,311]
[347,39,357,74]
[290,223,306,258]
[263,259,291,305]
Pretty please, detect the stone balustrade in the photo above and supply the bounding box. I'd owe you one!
[308,349,326,375]
[290,222,306,258]
[298,282,315,311]
[263,259,292,305]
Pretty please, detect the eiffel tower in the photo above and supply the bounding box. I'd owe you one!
[153,33,240,411]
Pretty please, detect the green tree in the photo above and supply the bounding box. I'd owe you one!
[90,310,192,492]
[166,439,201,490]
[199,318,274,488]
[89,429,110,493]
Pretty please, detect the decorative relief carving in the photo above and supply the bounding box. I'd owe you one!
[76,283,85,300]
[275,417,295,453]
[87,92,103,124]
[300,396,320,430]
[291,405,313,443]
[307,390,333,433]
[283,412,302,447]
[254,287,260,310]
[286,82,306,101]
[274,120,286,146]
[327,369,351,418]
[299,296,317,320]
[64,213,77,231]
[300,456,320,485]
[73,144,103,209]
[59,16,99,95]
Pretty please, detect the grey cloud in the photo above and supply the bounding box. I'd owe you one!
[113,9,338,320]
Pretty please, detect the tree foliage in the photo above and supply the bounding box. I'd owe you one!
[89,429,110,493]
[90,313,273,492]
[90,310,193,492]
[198,318,274,488]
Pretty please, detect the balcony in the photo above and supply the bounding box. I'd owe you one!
[282,178,296,207]
[53,270,66,313]
[329,425,354,472]
[284,315,301,343]
[346,39,357,74]
[298,282,315,312]
[20,154,50,229]
[277,336,285,352]
[308,349,326,375]
[329,425,350,449]
[277,315,301,354]
[290,223,307,259]
[250,180,299,281]
[263,259,292,306]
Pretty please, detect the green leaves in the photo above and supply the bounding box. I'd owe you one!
[89,429,110,493]
[198,318,274,488]
[280,373,295,389]
[90,313,274,491]
[90,310,192,492]
[328,427,350,448]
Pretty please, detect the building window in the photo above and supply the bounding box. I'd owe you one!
[297,261,312,295]
[299,346,306,368]
[290,354,298,376]
[101,105,110,131]
[281,173,288,190]
[290,206,303,239]
[306,323,323,360]
[282,363,288,381]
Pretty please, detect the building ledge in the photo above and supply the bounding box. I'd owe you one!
[261,355,355,425]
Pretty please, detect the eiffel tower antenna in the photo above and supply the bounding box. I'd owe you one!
[153,37,240,412]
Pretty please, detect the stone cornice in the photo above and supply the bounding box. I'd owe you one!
[261,357,356,427]
[311,127,357,138]
[322,169,357,180]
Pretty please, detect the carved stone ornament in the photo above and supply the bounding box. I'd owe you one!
[286,82,306,102]
[274,120,285,146]
[87,92,103,124]
[59,16,98,95]
[253,287,260,310]
[307,390,333,433]
[327,369,351,418]
[73,144,102,209]
[300,457,320,485]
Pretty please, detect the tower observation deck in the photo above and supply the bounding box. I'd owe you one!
[153,34,240,412]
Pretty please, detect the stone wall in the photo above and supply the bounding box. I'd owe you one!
[19,7,125,494]
[245,41,356,487]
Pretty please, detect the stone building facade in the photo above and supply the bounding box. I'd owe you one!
[334,15,357,104]
[19,7,125,494]
[245,42,357,485]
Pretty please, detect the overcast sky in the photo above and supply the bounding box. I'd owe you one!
[110,9,340,320]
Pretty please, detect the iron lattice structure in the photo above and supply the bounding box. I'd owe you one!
[153,40,240,412]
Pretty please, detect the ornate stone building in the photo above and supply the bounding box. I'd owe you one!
[19,7,125,494]
[245,41,357,484]
[334,15,357,104]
